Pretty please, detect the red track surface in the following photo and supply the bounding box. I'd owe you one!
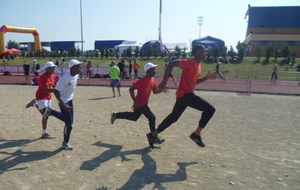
[1,75,299,96]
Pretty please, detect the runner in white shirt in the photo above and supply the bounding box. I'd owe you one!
[43,59,82,150]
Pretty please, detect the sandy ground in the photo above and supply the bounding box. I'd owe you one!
[0,85,299,190]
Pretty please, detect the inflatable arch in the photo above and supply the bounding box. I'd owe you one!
[0,25,41,54]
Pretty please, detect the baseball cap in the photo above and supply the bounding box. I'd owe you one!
[45,61,56,68]
[33,59,36,62]
[68,59,82,68]
[144,62,157,72]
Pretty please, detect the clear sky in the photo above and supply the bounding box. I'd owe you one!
[2,0,299,51]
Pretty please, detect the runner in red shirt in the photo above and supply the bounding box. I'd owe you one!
[147,44,217,148]
[26,61,59,139]
[111,62,166,145]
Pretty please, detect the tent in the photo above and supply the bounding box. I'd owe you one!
[140,40,169,56]
[114,41,142,53]
[5,48,22,53]
[192,36,225,51]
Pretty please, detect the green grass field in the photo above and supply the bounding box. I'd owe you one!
[4,56,300,80]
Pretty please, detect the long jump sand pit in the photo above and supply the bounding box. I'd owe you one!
[0,85,299,190]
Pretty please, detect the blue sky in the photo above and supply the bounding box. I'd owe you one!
[2,0,299,51]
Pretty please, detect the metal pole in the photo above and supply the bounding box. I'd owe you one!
[197,16,203,38]
[158,0,163,54]
[80,0,84,62]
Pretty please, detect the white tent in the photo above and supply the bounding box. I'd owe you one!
[114,41,142,53]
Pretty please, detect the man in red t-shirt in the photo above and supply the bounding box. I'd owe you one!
[147,44,217,148]
[26,61,59,139]
[111,62,165,145]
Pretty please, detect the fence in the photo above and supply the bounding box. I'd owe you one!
[1,65,300,81]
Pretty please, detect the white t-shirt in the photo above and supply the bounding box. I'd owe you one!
[55,71,79,103]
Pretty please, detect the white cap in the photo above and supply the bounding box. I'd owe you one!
[144,62,157,72]
[68,59,82,68]
[45,61,56,68]
[33,59,36,62]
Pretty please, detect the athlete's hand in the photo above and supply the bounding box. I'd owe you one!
[206,70,217,79]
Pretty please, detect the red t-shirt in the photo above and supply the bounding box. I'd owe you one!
[36,73,56,100]
[176,59,202,98]
[133,76,157,107]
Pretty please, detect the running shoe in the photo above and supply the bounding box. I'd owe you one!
[26,99,36,108]
[41,133,55,139]
[189,133,205,147]
[62,142,73,150]
[110,112,116,124]
[154,136,165,144]
[146,133,155,148]
[42,107,52,119]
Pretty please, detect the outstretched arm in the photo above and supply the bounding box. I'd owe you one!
[196,70,217,84]
[158,60,180,90]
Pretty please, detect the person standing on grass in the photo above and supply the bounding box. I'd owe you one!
[23,60,31,84]
[43,59,82,150]
[86,61,93,78]
[271,63,278,81]
[109,62,122,97]
[32,59,40,76]
[110,62,165,144]
[146,44,217,148]
[133,59,140,79]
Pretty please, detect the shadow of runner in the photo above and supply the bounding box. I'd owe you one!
[79,141,197,190]
[88,97,115,101]
[0,147,63,174]
[119,154,197,190]
[0,138,40,150]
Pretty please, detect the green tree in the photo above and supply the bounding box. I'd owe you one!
[100,48,105,58]
[146,46,154,59]
[212,45,221,60]
[265,46,274,60]
[76,48,81,58]
[105,48,110,58]
[255,47,262,61]
[134,46,140,58]
[236,41,246,61]
[95,50,99,58]
[281,45,290,58]
[69,48,76,57]
[126,47,133,58]
[182,47,187,59]
[7,39,20,49]
[174,45,181,58]
[228,45,235,60]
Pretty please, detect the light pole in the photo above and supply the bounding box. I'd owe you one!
[80,0,84,62]
[197,16,203,39]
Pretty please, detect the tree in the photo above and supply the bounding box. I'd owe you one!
[76,48,81,58]
[95,50,99,58]
[134,46,140,58]
[236,41,246,62]
[105,48,110,58]
[100,48,105,58]
[69,48,76,57]
[174,45,181,58]
[281,45,290,58]
[228,45,236,60]
[255,47,262,61]
[212,45,221,60]
[7,39,20,49]
[182,47,187,59]
[126,47,133,58]
[265,46,274,61]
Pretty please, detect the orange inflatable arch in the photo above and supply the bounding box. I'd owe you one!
[0,25,41,54]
